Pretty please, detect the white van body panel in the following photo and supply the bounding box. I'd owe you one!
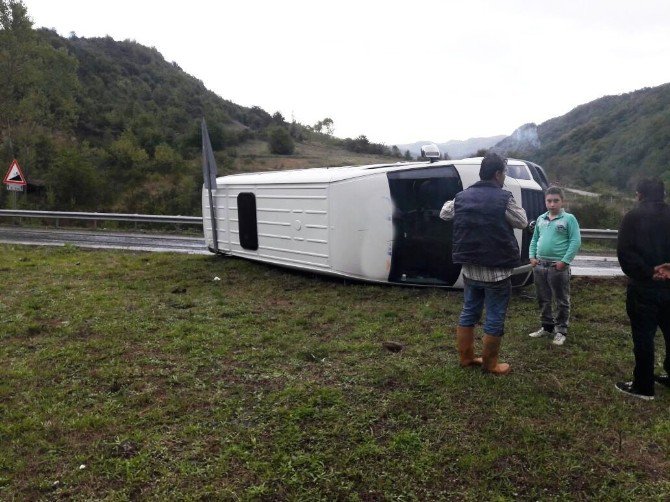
[202,158,544,287]
[329,173,394,281]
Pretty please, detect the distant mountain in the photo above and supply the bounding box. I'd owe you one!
[492,83,670,189]
[395,136,506,160]
[491,123,540,156]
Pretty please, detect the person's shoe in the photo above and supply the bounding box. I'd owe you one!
[615,381,654,401]
[552,332,567,346]
[528,327,552,338]
[654,374,670,387]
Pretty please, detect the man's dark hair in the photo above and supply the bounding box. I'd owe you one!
[546,186,565,200]
[636,178,665,201]
[479,153,507,181]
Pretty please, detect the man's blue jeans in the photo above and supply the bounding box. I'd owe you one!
[458,277,512,336]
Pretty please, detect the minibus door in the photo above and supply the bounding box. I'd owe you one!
[387,166,463,286]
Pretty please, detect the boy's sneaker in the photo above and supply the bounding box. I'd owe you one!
[615,381,654,401]
[654,374,670,387]
[552,332,567,346]
[528,327,552,338]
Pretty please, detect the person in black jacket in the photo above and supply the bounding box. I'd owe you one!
[616,178,670,400]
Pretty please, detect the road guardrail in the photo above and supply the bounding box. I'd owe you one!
[579,229,618,239]
[0,210,618,238]
[0,209,202,226]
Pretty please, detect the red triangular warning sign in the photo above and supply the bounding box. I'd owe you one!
[3,159,27,185]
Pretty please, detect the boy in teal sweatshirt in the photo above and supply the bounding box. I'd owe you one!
[528,186,582,345]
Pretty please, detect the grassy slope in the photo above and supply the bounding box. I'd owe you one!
[228,140,406,174]
[1,246,668,500]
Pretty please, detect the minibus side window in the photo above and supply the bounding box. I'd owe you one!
[237,192,258,250]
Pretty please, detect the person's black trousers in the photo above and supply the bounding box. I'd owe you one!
[625,284,670,395]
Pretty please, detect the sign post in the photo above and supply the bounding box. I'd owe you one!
[3,159,27,219]
[201,119,219,252]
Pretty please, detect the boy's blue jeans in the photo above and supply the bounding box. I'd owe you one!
[458,277,512,336]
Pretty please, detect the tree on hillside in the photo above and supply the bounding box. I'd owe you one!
[321,118,334,135]
[151,143,185,174]
[313,117,334,135]
[244,106,273,130]
[340,135,392,156]
[268,126,295,155]
[289,120,305,142]
[115,172,198,215]
[0,0,79,159]
[46,146,102,210]
[0,0,32,152]
[105,131,150,190]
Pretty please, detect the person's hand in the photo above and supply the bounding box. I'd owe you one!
[653,263,670,280]
[530,258,539,267]
[654,263,670,279]
[555,261,567,271]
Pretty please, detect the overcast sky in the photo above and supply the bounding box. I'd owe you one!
[24,0,670,145]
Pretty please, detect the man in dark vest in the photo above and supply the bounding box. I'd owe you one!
[440,153,527,375]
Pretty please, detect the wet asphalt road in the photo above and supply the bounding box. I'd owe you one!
[0,226,623,277]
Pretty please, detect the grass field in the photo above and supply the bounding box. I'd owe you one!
[1,245,668,500]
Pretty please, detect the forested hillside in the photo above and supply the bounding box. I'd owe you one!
[4,0,669,216]
[494,83,670,190]
[0,0,400,215]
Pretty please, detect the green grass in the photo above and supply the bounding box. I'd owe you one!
[0,246,668,500]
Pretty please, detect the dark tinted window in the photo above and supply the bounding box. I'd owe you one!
[506,164,531,180]
[525,161,549,190]
[237,192,258,250]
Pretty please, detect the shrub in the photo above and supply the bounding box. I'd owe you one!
[268,126,295,155]
[570,198,626,229]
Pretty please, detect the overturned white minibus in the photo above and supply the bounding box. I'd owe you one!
[201,134,548,288]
